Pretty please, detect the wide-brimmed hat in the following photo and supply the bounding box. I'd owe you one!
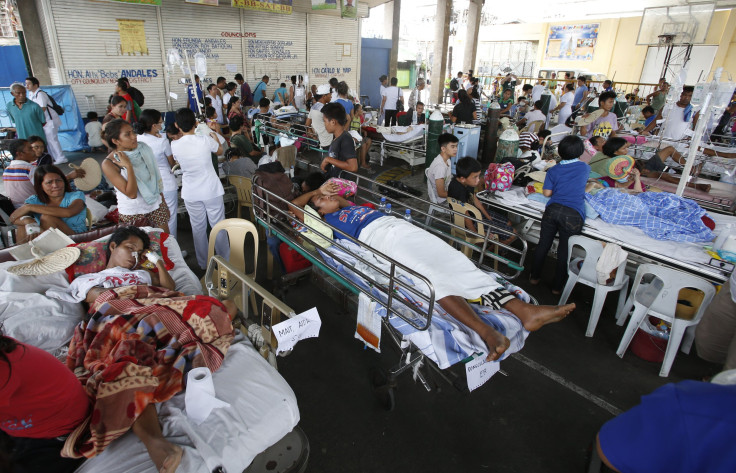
[70,158,102,191]
[606,155,635,180]
[576,108,605,126]
[7,247,81,276]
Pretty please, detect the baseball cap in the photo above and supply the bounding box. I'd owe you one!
[317,84,331,95]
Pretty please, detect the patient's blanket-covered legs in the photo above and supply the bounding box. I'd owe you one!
[62,285,234,460]
[357,217,503,300]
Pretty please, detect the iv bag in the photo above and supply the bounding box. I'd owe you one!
[194,52,207,77]
[166,48,183,75]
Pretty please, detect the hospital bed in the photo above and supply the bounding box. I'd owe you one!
[250,169,533,408]
[477,188,735,285]
[361,123,431,172]
[0,228,306,473]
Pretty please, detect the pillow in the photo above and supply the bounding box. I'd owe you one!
[65,230,175,282]
[85,196,109,224]
[290,206,333,249]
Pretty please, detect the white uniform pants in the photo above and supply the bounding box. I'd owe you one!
[163,189,179,239]
[43,122,66,163]
[184,196,230,269]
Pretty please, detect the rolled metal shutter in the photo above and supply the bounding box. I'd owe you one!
[45,0,166,115]
[161,1,244,112]
[307,14,360,95]
[244,10,307,100]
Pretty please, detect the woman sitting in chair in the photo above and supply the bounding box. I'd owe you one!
[290,181,575,362]
[9,165,87,243]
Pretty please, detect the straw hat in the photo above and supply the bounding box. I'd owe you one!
[575,108,605,126]
[528,171,547,183]
[7,247,81,276]
[70,158,102,191]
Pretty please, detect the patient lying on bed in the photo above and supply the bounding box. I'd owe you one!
[42,226,237,473]
[291,182,575,361]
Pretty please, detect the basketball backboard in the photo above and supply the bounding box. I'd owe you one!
[636,3,715,46]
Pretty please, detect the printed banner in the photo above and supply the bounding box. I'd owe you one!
[186,0,219,4]
[340,0,356,18]
[103,0,162,5]
[117,19,149,55]
[232,0,292,14]
[311,0,337,10]
[545,23,599,61]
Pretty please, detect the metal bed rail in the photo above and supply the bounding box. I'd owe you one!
[297,161,528,279]
[252,181,437,332]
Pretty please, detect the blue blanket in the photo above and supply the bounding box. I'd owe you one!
[585,189,715,242]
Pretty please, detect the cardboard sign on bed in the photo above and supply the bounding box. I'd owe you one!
[65,231,175,282]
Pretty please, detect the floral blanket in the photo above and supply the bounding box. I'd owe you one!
[62,285,233,459]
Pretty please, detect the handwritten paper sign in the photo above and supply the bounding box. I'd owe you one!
[465,355,500,392]
[273,308,321,354]
[117,19,149,55]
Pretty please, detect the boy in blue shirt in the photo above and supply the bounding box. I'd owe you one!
[530,135,589,293]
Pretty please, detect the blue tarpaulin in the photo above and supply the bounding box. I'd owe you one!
[0,45,29,87]
[0,85,87,152]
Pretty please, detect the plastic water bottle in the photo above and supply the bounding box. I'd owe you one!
[403,209,413,222]
[385,203,392,215]
[289,165,294,178]
[377,197,387,212]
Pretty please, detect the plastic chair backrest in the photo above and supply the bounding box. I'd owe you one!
[524,120,545,134]
[207,218,259,278]
[228,175,254,207]
[447,197,484,239]
[568,235,604,283]
[275,145,297,170]
[630,263,716,323]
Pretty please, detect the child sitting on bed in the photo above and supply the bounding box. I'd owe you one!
[291,181,576,363]
[447,157,517,245]
[530,135,589,294]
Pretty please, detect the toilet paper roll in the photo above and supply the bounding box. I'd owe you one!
[185,367,231,425]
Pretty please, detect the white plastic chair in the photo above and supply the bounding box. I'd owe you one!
[558,236,629,337]
[615,264,716,377]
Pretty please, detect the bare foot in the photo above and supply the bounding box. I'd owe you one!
[221,299,238,320]
[159,444,183,473]
[521,303,575,331]
[480,326,511,361]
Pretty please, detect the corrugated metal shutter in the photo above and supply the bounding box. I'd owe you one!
[161,0,244,112]
[47,0,166,115]
[307,14,360,95]
[244,10,307,100]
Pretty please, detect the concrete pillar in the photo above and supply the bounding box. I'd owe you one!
[381,3,394,40]
[15,0,51,84]
[389,0,401,79]
[462,0,483,74]
[430,0,452,104]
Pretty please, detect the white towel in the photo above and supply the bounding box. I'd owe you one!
[595,243,628,284]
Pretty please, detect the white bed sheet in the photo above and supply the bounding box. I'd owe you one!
[378,124,427,143]
[0,229,202,355]
[74,334,300,473]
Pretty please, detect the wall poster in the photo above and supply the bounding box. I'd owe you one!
[232,0,293,14]
[545,24,599,61]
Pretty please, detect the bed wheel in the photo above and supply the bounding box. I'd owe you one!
[370,367,396,411]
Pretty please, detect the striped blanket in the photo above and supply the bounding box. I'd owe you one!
[62,285,234,459]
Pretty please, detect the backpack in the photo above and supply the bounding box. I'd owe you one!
[450,78,459,91]
[128,86,145,107]
[396,88,404,112]
[40,90,64,116]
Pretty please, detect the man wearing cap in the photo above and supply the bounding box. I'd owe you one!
[306,84,335,149]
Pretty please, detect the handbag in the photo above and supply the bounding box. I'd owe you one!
[395,88,404,112]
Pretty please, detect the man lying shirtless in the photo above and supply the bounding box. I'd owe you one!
[291,182,575,361]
